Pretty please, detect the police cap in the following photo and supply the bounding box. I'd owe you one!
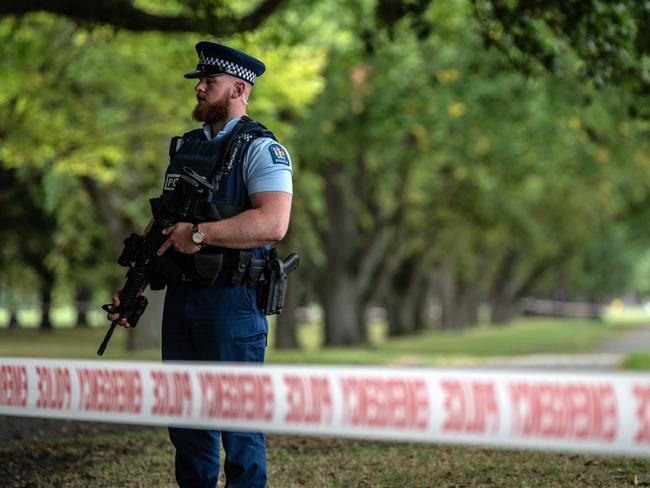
[184,41,266,85]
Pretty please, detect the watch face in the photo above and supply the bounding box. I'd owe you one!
[192,231,204,244]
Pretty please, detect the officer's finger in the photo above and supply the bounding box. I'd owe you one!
[157,239,172,256]
[162,224,177,235]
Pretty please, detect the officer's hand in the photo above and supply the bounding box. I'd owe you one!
[157,222,202,255]
[107,289,131,328]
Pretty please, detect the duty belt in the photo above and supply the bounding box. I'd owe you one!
[178,248,266,287]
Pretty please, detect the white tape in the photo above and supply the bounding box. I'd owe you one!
[0,357,648,456]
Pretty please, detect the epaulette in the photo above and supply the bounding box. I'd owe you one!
[220,120,277,177]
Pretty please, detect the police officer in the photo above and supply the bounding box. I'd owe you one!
[108,41,292,487]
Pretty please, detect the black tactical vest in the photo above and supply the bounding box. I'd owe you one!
[163,116,277,222]
[154,116,277,286]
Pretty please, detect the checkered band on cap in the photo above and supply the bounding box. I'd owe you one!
[199,51,257,84]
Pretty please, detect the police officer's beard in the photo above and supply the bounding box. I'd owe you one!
[192,93,230,123]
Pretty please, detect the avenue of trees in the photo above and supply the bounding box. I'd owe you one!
[1,0,649,347]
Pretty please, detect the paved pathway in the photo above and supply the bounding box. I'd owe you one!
[477,324,650,371]
[591,324,650,353]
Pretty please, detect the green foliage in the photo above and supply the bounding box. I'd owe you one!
[288,0,650,327]
[472,0,650,92]
[1,0,650,334]
[0,9,324,299]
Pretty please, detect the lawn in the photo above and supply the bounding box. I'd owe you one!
[1,314,649,487]
[2,427,649,487]
[0,313,645,367]
[622,352,650,370]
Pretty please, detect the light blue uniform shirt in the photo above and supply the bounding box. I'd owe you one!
[202,116,293,196]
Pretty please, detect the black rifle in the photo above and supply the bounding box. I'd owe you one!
[97,167,214,355]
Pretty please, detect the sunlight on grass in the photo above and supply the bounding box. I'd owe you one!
[0,313,641,367]
[622,353,650,370]
[602,305,650,326]
[0,306,108,329]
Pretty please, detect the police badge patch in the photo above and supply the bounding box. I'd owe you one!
[164,173,180,191]
[268,143,290,166]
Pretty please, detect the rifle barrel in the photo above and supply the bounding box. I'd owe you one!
[97,321,118,356]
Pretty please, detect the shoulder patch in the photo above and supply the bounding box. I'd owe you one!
[268,143,290,166]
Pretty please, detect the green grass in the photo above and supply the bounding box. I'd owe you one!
[0,315,642,365]
[0,306,107,328]
[602,305,650,325]
[622,353,650,370]
[2,428,649,487]
[268,316,637,365]
[0,327,161,361]
[0,316,634,363]
[1,314,649,486]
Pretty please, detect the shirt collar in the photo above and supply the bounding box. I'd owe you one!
[202,116,243,141]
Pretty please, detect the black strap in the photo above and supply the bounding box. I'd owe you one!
[231,251,252,284]
[207,115,254,189]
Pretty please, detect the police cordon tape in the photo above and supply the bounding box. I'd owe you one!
[1,357,649,457]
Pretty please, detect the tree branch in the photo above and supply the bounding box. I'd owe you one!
[0,0,286,34]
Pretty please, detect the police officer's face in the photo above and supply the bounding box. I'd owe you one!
[193,75,233,123]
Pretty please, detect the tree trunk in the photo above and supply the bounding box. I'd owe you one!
[75,285,92,327]
[442,291,480,330]
[274,274,300,349]
[488,249,568,325]
[386,298,414,336]
[323,270,365,345]
[413,273,435,332]
[386,258,424,337]
[490,297,519,325]
[39,279,54,330]
[126,288,164,351]
[321,170,367,346]
[8,309,19,329]
[81,178,161,349]
[488,248,519,326]
[438,257,481,330]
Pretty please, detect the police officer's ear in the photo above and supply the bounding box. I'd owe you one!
[231,80,247,99]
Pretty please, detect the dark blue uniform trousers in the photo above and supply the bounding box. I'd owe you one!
[162,280,268,488]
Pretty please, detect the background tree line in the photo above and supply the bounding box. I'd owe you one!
[1,0,649,348]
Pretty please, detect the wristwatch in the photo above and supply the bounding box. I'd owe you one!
[191,223,206,246]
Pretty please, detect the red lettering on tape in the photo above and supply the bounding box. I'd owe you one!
[633,385,650,444]
[151,370,193,417]
[442,379,499,434]
[198,373,274,421]
[509,381,617,441]
[36,366,71,410]
[284,374,333,425]
[341,377,429,430]
[77,368,143,414]
[0,365,28,407]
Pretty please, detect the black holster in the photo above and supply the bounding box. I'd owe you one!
[257,249,299,315]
